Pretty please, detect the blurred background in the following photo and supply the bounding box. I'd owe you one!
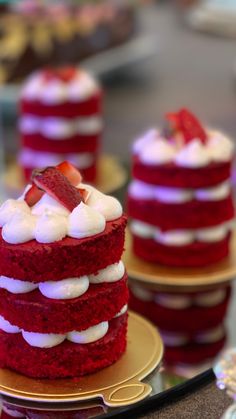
[1,0,236,394]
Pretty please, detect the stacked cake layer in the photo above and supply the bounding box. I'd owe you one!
[128,109,235,267]
[19,68,103,183]
[0,163,128,378]
[130,282,231,365]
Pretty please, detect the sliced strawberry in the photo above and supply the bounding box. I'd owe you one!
[43,67,77,83]
[24,184,43,207]
[32,167,83,212]
[78,188,90,203]
[56,161,82,186]
[178,108,207,143]
[165,108,207,144]
[165,112,181,132]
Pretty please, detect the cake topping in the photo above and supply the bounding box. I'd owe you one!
[22,68,100,103]
[35,211,68,244]
[0,161,123,244]
[2,210,36,244]
[133,108,234,166]
[166,108,207,144]
[68,202,106,239]
[43,67,77,82]
[139,138,176,165]
[174,139,210,168]
[207,131,235,162]
[32,167,83,212]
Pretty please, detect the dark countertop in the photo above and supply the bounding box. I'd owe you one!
[141,381,231,419]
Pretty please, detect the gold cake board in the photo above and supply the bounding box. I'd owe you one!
[0,312,163,407]
[123,230,236,292]
[4,154,127,197]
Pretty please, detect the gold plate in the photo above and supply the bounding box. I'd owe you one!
[123,230,236,291]
[4,154,127,196]
[0,312,163,407]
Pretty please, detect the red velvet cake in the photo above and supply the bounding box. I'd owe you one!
[0,162,128,378]
[18,67,103,183]
[127,108,235,267]
[130,282,231,365]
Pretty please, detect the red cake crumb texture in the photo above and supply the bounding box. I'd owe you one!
[0,163,128,378]
[129,282,231,365]
[18,67,103,184]
[0,315,127,379]
[128,108,235,267]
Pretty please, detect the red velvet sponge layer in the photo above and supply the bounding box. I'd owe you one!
[20,92,102,118]
[0,216,127,282]
[132,233,230,267]
[132,156,232,188]
[21,133,100,153]
[23,160,97,183]
[164,335,226,366]
[129,286,231,333]
[127,195,234,230]
[0,315,127,379]
[0,275,129,333]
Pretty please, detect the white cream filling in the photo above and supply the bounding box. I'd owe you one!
[19,115,103,138]
[130,284,154,302]
[0,315,21,334]
[89,261,125,284]
[114,304,128,318]
[131,285,227,309]
[0,308,127,348]
[2,405,25,418]
[161,326,225,347]
[0,184,122,244]
[0,261,125,299]
[67,322,108,344]
[130,219,233,245]
[19,148,95,170]
[129,180,231,203]
[134,128,234,165]
[21,70,100,103]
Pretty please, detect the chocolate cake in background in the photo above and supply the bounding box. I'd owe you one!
[0,0,137,85]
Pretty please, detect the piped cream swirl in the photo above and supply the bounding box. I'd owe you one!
[0,182,122,244]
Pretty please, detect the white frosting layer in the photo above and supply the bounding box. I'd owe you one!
[0,310,126,348]
[39,276,89,300]
[0,182,122,244]
[114,304,128,318]
[130,219,233,245]
[68,202,106,239]
[67,321,108,344]
[19,115,102,138]
[0,261,125,299]
[89,261,125,284]
[0,315,20,334]
[2,406,25,418]
[129,180,231,203]
[22,331,65,348]
[134,128,234,165]
[19,148,95,170]
[21,70,100,104]
[86,185,122,221]
[161,326,224,347]
[130,284,153,302]
[131,285,227,308]
[140,139,176,165]
[175,139,210,168]
[207,131,235,162]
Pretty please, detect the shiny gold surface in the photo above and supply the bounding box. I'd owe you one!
[4,154,127,196]
[123,230,236,291]
[0,312,163,407]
